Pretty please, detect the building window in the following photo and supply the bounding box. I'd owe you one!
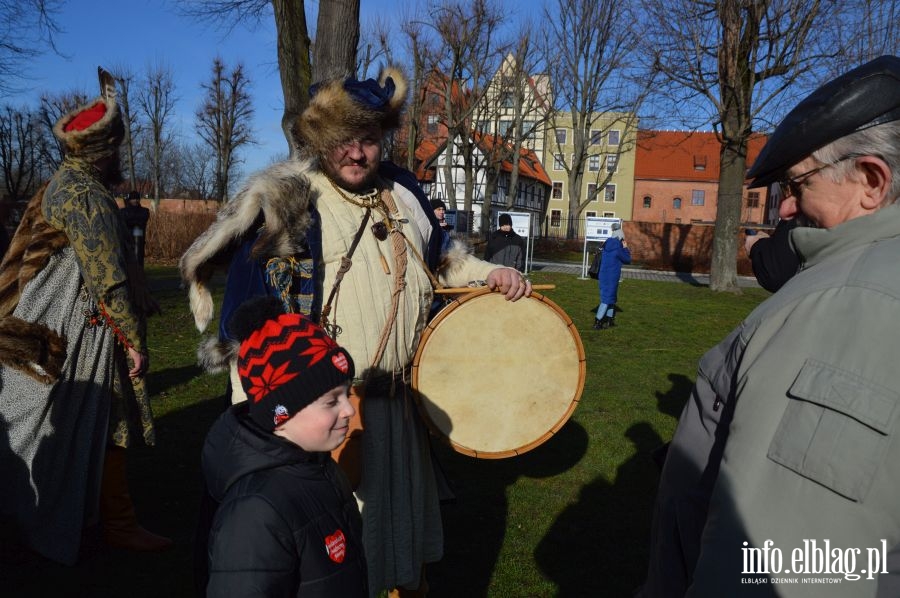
[427,114,438,134]
[552,181,563,199]
[590,129,602,145]
[497,120,512,137]
[643,196,652,208]
[693,155,707,171]
[587,183,597,199]
[674,217,682,224]
[586,211,596,218]
[747,191,760,208]
[691,190,705,206]
[606,154,618,172]
[604,184,616,203]
[551,209,562,227]
[422,182,431,195]
[499,91,514,108]
[588,155,600,171]
[673,197,682,209]
[553,154,565,171]
[603,211,615,218]
[555,129,567,145]
[608,129,620,145]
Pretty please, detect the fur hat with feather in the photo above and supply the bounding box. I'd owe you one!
[293,65,408,156]
[53,67,125,163]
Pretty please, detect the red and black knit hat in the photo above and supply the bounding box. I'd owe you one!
[230,297,355,431]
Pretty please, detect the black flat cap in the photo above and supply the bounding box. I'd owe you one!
[747,55,900,188]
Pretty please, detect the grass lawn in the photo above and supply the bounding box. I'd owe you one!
[1,266,769,597]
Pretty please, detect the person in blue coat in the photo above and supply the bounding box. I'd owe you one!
[594,222,631,329]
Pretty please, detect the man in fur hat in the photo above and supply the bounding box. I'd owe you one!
[0,68,169,566]
[181,66,530,596]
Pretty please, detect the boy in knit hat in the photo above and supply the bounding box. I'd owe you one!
[202,296,367,597]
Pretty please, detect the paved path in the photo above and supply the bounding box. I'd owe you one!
[529,260,761,288]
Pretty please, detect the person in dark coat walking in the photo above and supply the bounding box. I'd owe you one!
[202,297,367,597]
[594,223,631,329]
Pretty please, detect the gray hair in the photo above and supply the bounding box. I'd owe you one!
[813,120,900,203]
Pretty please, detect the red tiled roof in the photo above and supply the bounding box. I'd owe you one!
[635,130,767,182]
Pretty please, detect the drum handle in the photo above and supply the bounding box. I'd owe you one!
[434,284,555,294]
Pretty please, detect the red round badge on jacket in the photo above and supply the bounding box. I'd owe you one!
[325,529,346,564]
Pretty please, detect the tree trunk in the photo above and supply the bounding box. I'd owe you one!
[272,0,312,156]
[312,0,360,82]
[709,142,746,292]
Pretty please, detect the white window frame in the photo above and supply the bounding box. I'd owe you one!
[608,129,621,145]
[588,154,601,172]
[555,128,567,145]
[604,183,617,203]
[551,181,564,199]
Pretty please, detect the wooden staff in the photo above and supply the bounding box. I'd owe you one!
[434,284,556,294]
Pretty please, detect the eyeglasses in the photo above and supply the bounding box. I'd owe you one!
[776,155,857,199]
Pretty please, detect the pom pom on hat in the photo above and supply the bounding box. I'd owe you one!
[229,296,355,431]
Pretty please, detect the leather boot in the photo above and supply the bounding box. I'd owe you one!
[593,318,603,329]
[100,447,173,552]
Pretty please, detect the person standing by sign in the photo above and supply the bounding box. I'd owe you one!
[484,213,526,271]
[594,222,630,329]
[121,191,150,267]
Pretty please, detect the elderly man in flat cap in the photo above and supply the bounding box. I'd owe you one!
[640,55,900,597]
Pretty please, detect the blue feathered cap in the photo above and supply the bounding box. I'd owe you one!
[310,75,397,111]
[294,66,408,154]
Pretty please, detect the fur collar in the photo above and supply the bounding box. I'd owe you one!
[180,157,318,333]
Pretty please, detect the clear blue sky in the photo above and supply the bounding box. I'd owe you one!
[4,0,544,184]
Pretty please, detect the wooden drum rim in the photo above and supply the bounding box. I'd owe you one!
[411,288,585,459]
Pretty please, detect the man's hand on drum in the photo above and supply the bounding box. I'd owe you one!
[486,267,532,301]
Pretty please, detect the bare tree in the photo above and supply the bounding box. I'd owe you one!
[174,141,216,199]
[195,57,255,203]
[426,0,509,224]
[178,0,360,156]
[110,65,142,192]
[639,0,848,291]
[542,0,645,240]
[0,0,63,97]
[473,27,553,233]
[0,105,42,200]
[137,63,178,206]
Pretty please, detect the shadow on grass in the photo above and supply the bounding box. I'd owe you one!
[149,364,207,396]
[0,394,226,598]
[534,422,663,597]
[428,419,590,596]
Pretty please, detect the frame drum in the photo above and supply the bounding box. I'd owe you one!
[412,288,585,458]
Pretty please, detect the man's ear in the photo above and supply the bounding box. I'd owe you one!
[857,155,893,209]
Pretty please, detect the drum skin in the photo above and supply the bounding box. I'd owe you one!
[412,289,585,459]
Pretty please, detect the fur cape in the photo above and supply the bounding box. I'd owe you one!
[0,184,69,383]
[180,157,319,337]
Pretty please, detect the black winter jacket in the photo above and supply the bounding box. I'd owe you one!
[202,404,367,597]
[484,229,525,270]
